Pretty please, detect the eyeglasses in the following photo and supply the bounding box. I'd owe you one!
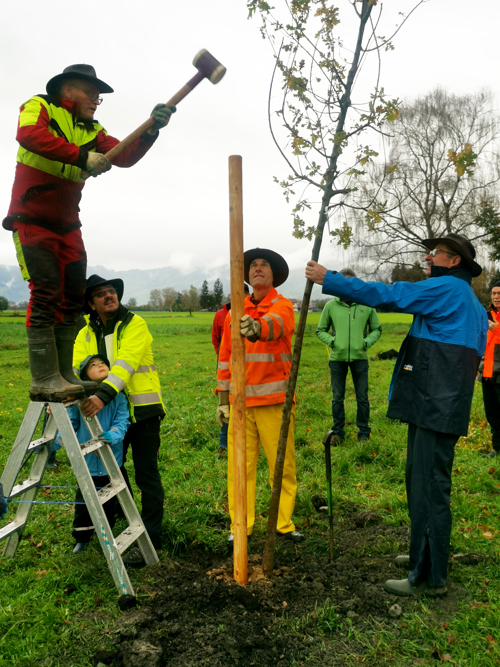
[429,248,457,258]
[73,86,103,105]
[93,287,116,299]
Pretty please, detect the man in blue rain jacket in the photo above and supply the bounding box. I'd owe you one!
[306,233,487,597]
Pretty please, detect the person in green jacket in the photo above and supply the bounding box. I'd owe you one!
[316,268,382,442]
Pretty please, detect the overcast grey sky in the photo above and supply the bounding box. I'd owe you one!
[0,0,498,279]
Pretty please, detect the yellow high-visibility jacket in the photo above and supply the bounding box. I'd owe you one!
[74,307,164,422]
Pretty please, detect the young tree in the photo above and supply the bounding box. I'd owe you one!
[162,287,177,312]
[248,0,423,575]
[148,288,162,311]
[213,279,224,309]
[125,297,137,310]
[350,89,500,269]
[0,295,8,312]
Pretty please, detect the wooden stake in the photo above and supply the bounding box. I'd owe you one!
[228,155,248,585]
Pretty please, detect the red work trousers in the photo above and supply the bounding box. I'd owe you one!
[12,222,87,327]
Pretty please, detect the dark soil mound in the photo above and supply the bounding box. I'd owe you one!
[94,507,471,667]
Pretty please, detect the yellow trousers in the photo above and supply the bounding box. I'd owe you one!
[227,403,297,535]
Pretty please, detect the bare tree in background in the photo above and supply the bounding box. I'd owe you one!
[162,287,177,312]
[149,289,162,312]
[348,88,500,272]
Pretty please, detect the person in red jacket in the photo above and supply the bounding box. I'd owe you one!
[3,64,175,402]
[480,281,500,458]
[212,286,249,457]
[216,248,305,547]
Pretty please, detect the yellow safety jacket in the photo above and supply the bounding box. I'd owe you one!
[74,307,165,422]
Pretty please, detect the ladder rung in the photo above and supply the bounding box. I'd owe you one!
[0,519,25,542]
[97,481,126,504]
[115,525,145,554]
[10,478,40,499]
[28,436,53,453]
[80,439,105,456]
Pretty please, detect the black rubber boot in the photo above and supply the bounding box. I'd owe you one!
[54,326,98,396]
[27,327,85,402]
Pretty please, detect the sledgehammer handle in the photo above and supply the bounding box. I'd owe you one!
[81,71,204,179]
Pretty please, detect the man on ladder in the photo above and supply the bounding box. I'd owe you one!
[2,63,174,402]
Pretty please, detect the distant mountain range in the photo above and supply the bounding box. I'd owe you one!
[0,263,320,305]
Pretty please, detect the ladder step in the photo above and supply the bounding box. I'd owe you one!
[80,438,105,457]
[0,519,25,542]
[97,481,127,505]
[28,436,53,454]
[115,525,146,554]
[10,478,41,499]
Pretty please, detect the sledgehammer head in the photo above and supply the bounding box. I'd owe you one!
[193,49,226,84]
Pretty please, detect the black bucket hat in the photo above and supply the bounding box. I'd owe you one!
[243,248,289,288]
[46,64,114,96]
[422,232,482,278]
[84,274,124,313]
[79,354,110,382]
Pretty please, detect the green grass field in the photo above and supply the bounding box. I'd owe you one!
[0,311,498,666]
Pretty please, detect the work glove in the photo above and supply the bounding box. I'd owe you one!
[240,314,261,342]
[0,483,7,518]
[148,104,176,134]
[86,152,111,177]
[216,391,230,427]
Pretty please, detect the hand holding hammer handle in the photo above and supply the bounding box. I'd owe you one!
[82,50,226,179]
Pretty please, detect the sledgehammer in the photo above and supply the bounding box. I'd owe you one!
[323,430,339,561]
[84,49,226,174]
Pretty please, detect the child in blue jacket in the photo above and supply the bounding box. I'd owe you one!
[55,354,130,553]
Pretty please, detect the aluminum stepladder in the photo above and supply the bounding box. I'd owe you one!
[0,400,159,595]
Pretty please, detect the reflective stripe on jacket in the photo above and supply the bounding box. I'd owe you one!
[4,95,156,232]
[483,307,500,379]
[216,288,295,407]
[74,309,164,422]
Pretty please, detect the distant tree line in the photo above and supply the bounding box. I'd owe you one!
[138,278,226,313]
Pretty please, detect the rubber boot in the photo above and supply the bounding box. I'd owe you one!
[54,326,98,396]
[27,327,85,402]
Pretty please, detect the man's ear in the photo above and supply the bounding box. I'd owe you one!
[451,255,462,268]
[89,300,96,312]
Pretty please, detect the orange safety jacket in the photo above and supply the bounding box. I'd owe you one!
[216,288,295,407]
[483,306,500,379]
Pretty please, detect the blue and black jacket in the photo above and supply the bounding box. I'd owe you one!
[322,267,488,436]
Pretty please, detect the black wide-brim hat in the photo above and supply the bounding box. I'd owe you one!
[46,64,114,96]
[84,274,124,313]
[243,248,289,288]
[422,232,482,278]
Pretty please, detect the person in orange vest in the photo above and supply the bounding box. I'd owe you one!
[216,248,305,547]
[212,285,249,457]
[480,281,500,458]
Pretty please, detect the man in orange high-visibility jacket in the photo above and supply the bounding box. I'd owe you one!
[480,281,500,458]
[216,248,305,547]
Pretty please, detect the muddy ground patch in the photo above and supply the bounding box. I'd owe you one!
[93,507,474,667]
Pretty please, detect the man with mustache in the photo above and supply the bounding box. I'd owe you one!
[3,64,174,402]
[74,274,165,565]
[306,233,487,597]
